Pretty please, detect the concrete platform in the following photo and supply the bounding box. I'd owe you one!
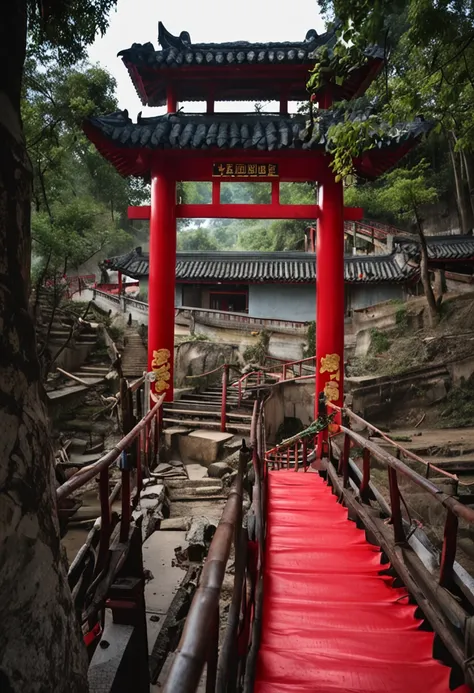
[142,530,188,655]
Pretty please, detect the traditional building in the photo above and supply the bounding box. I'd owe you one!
[101,247,419,321]
[84,21,429,407]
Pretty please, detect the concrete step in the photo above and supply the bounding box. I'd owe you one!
[166,477,223,489]
[166,400,221,413]
[163,417,251,433]
[163,407,251,421]
[184,393,239,402]
[79,365,110,374]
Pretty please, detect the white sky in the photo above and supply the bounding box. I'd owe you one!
[88,0,326,119]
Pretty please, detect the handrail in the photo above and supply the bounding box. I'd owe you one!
[185,362,241,380]
[337,424,474,524]
[162,446,248,693]
[56,377,164,652]
[57,394,164,501]
[231,370,265,407]
[327,402,469,486]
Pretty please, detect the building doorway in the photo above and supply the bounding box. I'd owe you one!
[209,290,248,313]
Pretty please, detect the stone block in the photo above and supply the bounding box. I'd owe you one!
[165,427,191,454]
[178,429,234,467]
[208,461,234,478]
[160,517,191,531]
[195,485,223,496]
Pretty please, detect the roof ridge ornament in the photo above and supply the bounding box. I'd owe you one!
[158,21,191,50]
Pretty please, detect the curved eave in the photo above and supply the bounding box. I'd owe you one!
[121,56,384,107]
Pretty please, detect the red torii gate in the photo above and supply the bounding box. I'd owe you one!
[84,22,429,412]
[127,184,362,409]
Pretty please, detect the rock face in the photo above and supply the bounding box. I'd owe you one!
[133,484,166,541]
[174,341,239,388]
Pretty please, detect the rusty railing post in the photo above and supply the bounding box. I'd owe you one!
[388,466,405,544]
[360,448,371,504]
[439,510,458,588]
[221,364,229,433]
[120,449,132,543]
[339,433,350,488]
[302,437,308,472]
[96,468,111,572]
[282,364,287,380]
[206,605,219,693]
[294,442,299,472]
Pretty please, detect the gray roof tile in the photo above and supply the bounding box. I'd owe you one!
[85,111,431,163]
[102,249,418,284]
[118,23,384,106]
[394,235,474,261]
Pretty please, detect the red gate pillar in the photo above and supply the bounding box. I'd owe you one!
[316,168,344,421]
[149,166,176,402]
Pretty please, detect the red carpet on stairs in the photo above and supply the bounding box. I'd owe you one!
[255,470,470,693]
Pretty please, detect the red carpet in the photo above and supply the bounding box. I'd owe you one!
[255,471,469,693]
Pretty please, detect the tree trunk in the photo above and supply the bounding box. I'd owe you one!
[414,210,439,327]
[0,4,89,692]
[449,135,471,234]
[461,150,474,224]
[434,269,446,299]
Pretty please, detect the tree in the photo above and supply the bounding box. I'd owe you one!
[178,227,220,251]
[378,162,440,325]
[315,1,474,232]
[0,3,118,691]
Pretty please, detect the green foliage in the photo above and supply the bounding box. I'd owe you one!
[23,56,148,280]
[395,307,408,329]
[377,161,438,224]
[326,113,380,181]
[178,228,220,251]
[28,0,118,66]
[243,330,270,365]
[441,375,474,428]
[307,42,366,95]
[304,321,316,358]
[369,329,390,354]
[177,182,314,252]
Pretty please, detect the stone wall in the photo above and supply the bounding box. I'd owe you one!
[264,379,315,445]
[174,340,240,388]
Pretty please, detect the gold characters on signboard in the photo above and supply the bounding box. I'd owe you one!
[152,348,171,393]
[212,163,279,178]
[319,353,341,402]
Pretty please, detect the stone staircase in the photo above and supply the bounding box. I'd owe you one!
[163,384,252,434]
[121,327,148,378]
[35,289,99,355]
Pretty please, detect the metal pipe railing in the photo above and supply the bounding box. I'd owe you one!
[162,447,247,693]
[327,402,466,485]
[57,394,164,501]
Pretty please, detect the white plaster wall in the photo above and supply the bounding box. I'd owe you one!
[248,284,315,321]
[349,284,405,311]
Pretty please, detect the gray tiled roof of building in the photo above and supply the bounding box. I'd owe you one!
[118,22,384,70]
[394,234,474,260]
[85,110,431,154]
[102,249,418,284]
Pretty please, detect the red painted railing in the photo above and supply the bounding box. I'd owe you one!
[231,370,265,407]
[57,381,164,651]
[185,363,242,432]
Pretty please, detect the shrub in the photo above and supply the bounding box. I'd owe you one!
[369,328,390,354]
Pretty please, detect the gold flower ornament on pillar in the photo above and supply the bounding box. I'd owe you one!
[152,349,171,393]
[319,353,341,402]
